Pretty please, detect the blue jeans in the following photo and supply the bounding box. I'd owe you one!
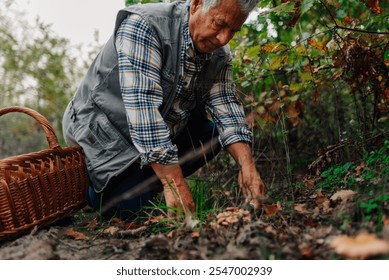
[87,110,221,219]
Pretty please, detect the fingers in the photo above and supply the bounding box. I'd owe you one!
[163,179,196,218]
[238,170,266,210]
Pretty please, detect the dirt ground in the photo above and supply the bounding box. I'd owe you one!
[1,187,389,260]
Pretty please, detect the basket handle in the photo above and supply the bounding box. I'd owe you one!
[0,106,61,149]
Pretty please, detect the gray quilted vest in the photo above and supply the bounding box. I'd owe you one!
[63,0,231,192]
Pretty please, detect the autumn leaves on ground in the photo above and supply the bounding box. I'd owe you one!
[1,140,388,260]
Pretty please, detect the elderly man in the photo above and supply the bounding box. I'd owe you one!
[63,0,265,219]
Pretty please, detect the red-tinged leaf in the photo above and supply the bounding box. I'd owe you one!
[384,87,389,101]
[355,161,366,176]
[300,246,314,258]
[287,100,304,126]
[316,192,331,213]
[263,113,277,124]
[364,0,382,14]
[286,0,302,27]
[112,217,125,228]
[269,100,282,112]
[64,228,89,241]
[342,15,358,26]
[305,216,316,227]
[331,233,389,259]
[303,178,316,187]
[332,69,343,80]
[264,201,282,217]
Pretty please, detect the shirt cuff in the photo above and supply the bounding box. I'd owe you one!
[140,144,179,166]
[219,126,253,148]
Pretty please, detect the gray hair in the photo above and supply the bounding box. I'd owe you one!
[201,0,259,15]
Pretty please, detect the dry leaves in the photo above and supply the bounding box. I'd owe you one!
[294,203,307,214]
[330,190,357,202]
[331,233,389,259]
[264,201,282,217]
[103,226,119,236]
[315,192,331,214]
[64,229,89,241]
[364,0,382,14]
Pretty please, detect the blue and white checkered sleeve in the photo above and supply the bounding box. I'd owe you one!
[115,14,178,166]
[206,58,253,148]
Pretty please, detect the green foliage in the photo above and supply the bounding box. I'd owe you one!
[317,140,389,231]
[0,2,94,157]
[125,0,164,6]
[230,0,388,175]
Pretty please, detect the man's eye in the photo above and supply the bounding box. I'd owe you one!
[212,19,225,28]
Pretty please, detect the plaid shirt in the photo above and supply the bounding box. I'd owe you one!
[115,13,252,166]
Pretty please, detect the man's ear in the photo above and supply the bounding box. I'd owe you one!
[190,0,203,14]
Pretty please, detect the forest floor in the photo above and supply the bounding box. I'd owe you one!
[1,180,388,260]
[1,141,389,260]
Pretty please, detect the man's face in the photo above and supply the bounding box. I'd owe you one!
[189,0,248,53]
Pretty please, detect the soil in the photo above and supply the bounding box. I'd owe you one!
[1,186,388,260]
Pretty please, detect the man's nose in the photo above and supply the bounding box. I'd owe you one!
[216,29,234,46]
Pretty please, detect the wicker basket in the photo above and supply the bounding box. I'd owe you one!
[0,106,88,239]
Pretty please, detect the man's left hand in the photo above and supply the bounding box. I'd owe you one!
[226,142,266,210]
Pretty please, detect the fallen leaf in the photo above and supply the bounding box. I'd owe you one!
[185,214,200,230]
[103,226,119,236]
[300,245,314,258]
[294,203,306,214]
[316,192,331,213]
[330,190,357,202]
[144,215,165,226]
[112,217,125,227]
[86,218,98,230]
[264,225,277,235]
[191,231,200,238]
[303,178,316,188]
[264,201,282,217]
[64,228,89,241]
[355,161,366,176]
[331,233,389,259]
[167,230,175,238]
[124,222,140,230]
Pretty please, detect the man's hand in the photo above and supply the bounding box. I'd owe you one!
[150,163,196,217]
[226,142,266,209]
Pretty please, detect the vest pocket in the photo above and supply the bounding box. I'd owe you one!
[73,110,128,170]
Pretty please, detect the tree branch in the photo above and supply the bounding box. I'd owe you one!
[318,0,389,35]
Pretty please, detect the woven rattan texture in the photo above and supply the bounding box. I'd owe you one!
[0,107,88,239]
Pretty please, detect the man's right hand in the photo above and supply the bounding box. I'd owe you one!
[150,163,196,217]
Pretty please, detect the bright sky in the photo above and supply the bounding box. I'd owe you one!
[13,0,126,46]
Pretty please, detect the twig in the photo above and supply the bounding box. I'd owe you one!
[318,0,389,35]
[118,226,148,237]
